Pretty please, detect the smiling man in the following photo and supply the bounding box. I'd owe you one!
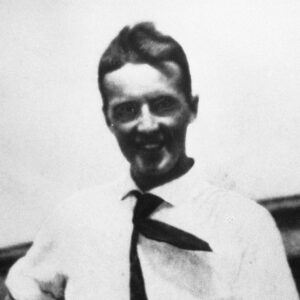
[5,22,298,299]
[103,61,197,190]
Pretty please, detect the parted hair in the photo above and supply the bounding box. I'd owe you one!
[98,22,192,111]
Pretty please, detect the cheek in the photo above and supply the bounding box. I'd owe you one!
[167,107,191,126]
[112,121,136,134]
[166,115,190,139]
[113,128,136,152]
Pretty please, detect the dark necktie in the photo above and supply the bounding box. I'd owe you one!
[128,190,212,300]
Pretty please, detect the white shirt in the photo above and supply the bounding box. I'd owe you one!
[6,166,298,299]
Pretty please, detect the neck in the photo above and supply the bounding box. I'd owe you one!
[131,156,195,192]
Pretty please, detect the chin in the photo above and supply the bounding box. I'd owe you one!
[134,155,177,178]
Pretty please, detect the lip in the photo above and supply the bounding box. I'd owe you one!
[136,141,164,152]
[142,143,162,150]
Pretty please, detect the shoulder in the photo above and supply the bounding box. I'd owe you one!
[58,181,122,216]
[202,180,271,218]
[36,177,128,241]
[194,180,277,236]
[194,182,284,257]
[185,166,269,221]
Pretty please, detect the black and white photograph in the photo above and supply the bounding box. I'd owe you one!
[0,1,299,299]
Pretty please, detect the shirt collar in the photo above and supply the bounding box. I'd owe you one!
[121,162,208,207]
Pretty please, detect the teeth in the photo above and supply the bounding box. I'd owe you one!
[144,144,159,149]
[143,144,161,150]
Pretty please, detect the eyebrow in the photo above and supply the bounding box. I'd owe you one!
[145,92,178,101]
[109,91,180,106]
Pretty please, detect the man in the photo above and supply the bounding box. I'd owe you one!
[5,22,298,299]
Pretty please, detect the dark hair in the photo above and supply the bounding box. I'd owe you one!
[98,22,192,111]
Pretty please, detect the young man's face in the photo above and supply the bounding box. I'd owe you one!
[103,62,197,179]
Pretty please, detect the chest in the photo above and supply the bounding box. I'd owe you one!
[64,228,241,300]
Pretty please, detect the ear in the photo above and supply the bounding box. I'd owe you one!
[102,106,115,133]
[189,95,199,122]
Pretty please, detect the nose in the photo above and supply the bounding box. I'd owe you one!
[137,104,159,132]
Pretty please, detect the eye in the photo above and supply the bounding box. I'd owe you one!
[151,96,179,115]
[112,102,140,122]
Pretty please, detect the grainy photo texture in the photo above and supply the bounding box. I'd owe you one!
[1,1,300,299]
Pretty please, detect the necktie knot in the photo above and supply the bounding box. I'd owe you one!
[128,190,164,223]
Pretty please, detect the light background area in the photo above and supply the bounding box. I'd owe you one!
[1,0,300,246]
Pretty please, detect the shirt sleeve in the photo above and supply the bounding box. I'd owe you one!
[5,205,68,300]
[234,206,299,300]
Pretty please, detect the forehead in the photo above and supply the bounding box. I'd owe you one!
[103,62,183,100]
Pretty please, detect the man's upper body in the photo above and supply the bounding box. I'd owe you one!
[5,165,299,299]
[5,22,299,299]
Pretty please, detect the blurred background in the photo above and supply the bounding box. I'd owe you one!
[0,0,299,292]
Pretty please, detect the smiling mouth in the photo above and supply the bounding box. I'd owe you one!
[142,143,162,150]
[137,141,164,152]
